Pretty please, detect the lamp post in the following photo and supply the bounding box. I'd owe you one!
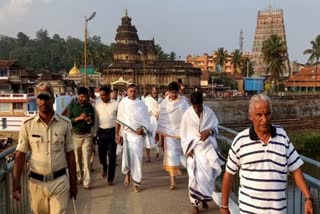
[84,11,96,87]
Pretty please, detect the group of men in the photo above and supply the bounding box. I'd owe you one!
[12,81,314,214]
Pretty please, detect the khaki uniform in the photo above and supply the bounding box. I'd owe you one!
[16,113,74,214]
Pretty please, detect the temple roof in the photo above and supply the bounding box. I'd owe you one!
[69,62,81,75]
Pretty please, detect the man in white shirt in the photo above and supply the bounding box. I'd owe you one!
[93,85,118,186]
[143,87,162,161]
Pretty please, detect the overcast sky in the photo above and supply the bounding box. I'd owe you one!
[0,0,319,63]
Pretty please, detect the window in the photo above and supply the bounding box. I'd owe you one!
[0,103,10,112]
[13,103,23,110]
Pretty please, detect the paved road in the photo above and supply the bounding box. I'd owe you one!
[68,149,220,214]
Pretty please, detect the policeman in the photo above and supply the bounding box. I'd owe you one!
[12,82,77,214]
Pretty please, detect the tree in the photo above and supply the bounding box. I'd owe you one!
[213,48,228,72]
[241,57,254,77]
[304,34,320,91]
[230,49,243,74]
[262,34,287,85]
[169,51,176,61]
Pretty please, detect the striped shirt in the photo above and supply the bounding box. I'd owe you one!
[226,125,303,214]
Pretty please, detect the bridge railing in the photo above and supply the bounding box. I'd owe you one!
[0,146,31,214]
[217,125,320,214]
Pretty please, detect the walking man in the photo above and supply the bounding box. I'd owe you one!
[93,85,118,186]
[221,94,313,214]
[181,91,224,214]
[143,86,162,161]
[157,81,189,190]
[12,82,77,214]
[116,84,154,192]
[68,86,95,189]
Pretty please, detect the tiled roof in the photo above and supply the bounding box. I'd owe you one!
[0,60,18,69]
[284,67,320,87]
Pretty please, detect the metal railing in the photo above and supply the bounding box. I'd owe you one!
[217,125,320,214]
[0,146,31,214]
[0,125,319,213]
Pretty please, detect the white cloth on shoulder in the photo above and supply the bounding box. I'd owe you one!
[117,97,154,184]
[180,105,225,206]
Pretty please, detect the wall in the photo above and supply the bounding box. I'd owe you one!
[205,97,320,124]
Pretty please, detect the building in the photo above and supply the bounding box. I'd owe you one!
[63,62,103,87]
[101,10,201,93]
[284,66,320,92]
[0,60,35,93]
[251,5,290,77]
[186,52,250,73]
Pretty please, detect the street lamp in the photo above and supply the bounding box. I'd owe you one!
[84,11,96,87]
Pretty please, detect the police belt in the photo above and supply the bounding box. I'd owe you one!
[30,168,66,182]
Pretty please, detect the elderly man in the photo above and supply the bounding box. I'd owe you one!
[157,81,189,190]
[143,86,162,162]
[68,87,95,189]
[115,84,153,192]
[12,82,77,214]
[221,94,313,214]
[181,91,224,214]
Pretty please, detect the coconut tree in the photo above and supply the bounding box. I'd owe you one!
[213,48,228,72]
[262,34,287,90]
[230,49,243,74]
[241,57,254,77]
[304,34,320,91]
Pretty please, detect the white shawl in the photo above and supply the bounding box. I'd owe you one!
[157,96,189,138]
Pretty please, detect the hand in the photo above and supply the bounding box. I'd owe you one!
[77,113,87,121]
[200,129,211,141]
[220,208,231,214]
[304,200,313,214]
[187,150,194,158]
[12,185,21,201]
[136,128,144,136]
[70,183,78,200]
[115,135,123,144]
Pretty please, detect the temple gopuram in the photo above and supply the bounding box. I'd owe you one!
[101,10,201,93]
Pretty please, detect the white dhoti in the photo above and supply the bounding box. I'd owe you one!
[122,132,144,185]
[117,97,154,186]
[163,137,182,176]
[157,96,189,176]
[181,105,225,206]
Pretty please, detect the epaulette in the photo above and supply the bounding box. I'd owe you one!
[23,115,37,124]
[58,115,71,123]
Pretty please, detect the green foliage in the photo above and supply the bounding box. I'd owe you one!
[241,57,254,77]
[304,34,320,65]
[155,44,176,61]
[289,132,320,152]
[0,29,114,73]
[213,48,228,72]
[230,49,243,74]
[262,34,287,82]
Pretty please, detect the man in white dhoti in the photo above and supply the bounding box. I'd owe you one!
[115,84,154,192]
[181,91,225,214]
[157,81,189,190]
[143,87,162,162]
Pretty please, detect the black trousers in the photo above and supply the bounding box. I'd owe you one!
[97,127,117,182]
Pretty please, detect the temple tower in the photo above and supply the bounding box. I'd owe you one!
[251,5,290,77]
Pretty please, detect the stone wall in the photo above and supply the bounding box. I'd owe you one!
[205,97,320,124]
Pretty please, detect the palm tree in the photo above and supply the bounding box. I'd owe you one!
[262,34,287,88]
[241,57,254,77]
[213,48,228,72]
[231,49,243,74]
[304,34,320,91]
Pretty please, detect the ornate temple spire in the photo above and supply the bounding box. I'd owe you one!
[125,8,128,17]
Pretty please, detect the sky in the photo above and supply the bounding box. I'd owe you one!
[0,0,319,63]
